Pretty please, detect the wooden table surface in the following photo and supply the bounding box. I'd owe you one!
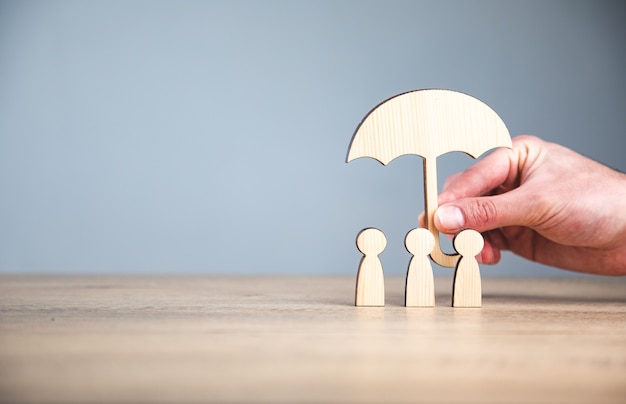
[1,275,625,403]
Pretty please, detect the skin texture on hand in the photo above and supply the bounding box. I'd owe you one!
[421,135,626,276]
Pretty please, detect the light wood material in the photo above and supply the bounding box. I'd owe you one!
[355,228,386,306]
[1,275,626,404]
[452,229,484,307]
[404,228,435,307]
[346,89,512,268]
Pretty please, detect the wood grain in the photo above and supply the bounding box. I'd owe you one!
[404,228,435,307]
[452,229,484,307]
[346,89,512,268]
[355,228,386,306]
[1,275,626,404]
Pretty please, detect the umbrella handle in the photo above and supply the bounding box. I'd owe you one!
[423,158,461,268]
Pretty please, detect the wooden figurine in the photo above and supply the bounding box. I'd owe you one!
[347,89,511,307]
[355,228,386,307]
[404,228,435,307]
[347,89,511,269]
[452,230,484,308]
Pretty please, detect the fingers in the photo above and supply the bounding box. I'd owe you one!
[434,190,531,234]
[417,211,426,228]
[418,210,504,265]
[478,240,501,265]
[435,136,546,233]
[438,147,515,205]
[418,136,548,265]
[479,230,507,264]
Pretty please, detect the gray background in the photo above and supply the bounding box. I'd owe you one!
[1,0,624,276]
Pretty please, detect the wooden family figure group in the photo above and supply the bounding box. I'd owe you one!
[355,227,483,308]
[346,89,513,308]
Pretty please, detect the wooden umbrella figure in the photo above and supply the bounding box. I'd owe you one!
[347,89,512,307]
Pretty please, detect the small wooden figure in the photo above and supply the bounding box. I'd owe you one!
[452,229,484,308]
[355,228,386,307]
[404,228,435,307]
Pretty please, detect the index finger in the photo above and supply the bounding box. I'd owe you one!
[439,145,517,205]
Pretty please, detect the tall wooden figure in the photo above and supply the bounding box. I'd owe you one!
[355,228,386,307]
[452,229,484,308]
[404,228,435,307]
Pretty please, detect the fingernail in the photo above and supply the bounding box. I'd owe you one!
[436,206,465,230]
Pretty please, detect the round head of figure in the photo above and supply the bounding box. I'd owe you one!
[453,229,484,257]
[356,228,387,255]
[404,228,435,256]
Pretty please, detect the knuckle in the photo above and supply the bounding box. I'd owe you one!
[513,134,541,145]
[468,199,498,227]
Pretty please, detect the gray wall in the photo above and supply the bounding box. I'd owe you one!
[1,0,624,276]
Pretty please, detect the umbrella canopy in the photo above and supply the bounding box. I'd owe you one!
[347,89,512,268]
[347,89,511,164]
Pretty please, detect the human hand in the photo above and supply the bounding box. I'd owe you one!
[420,135,626,275]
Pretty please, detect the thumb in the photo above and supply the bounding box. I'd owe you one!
[434,193,528,234]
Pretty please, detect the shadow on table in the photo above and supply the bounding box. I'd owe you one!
[483,293,626,305]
